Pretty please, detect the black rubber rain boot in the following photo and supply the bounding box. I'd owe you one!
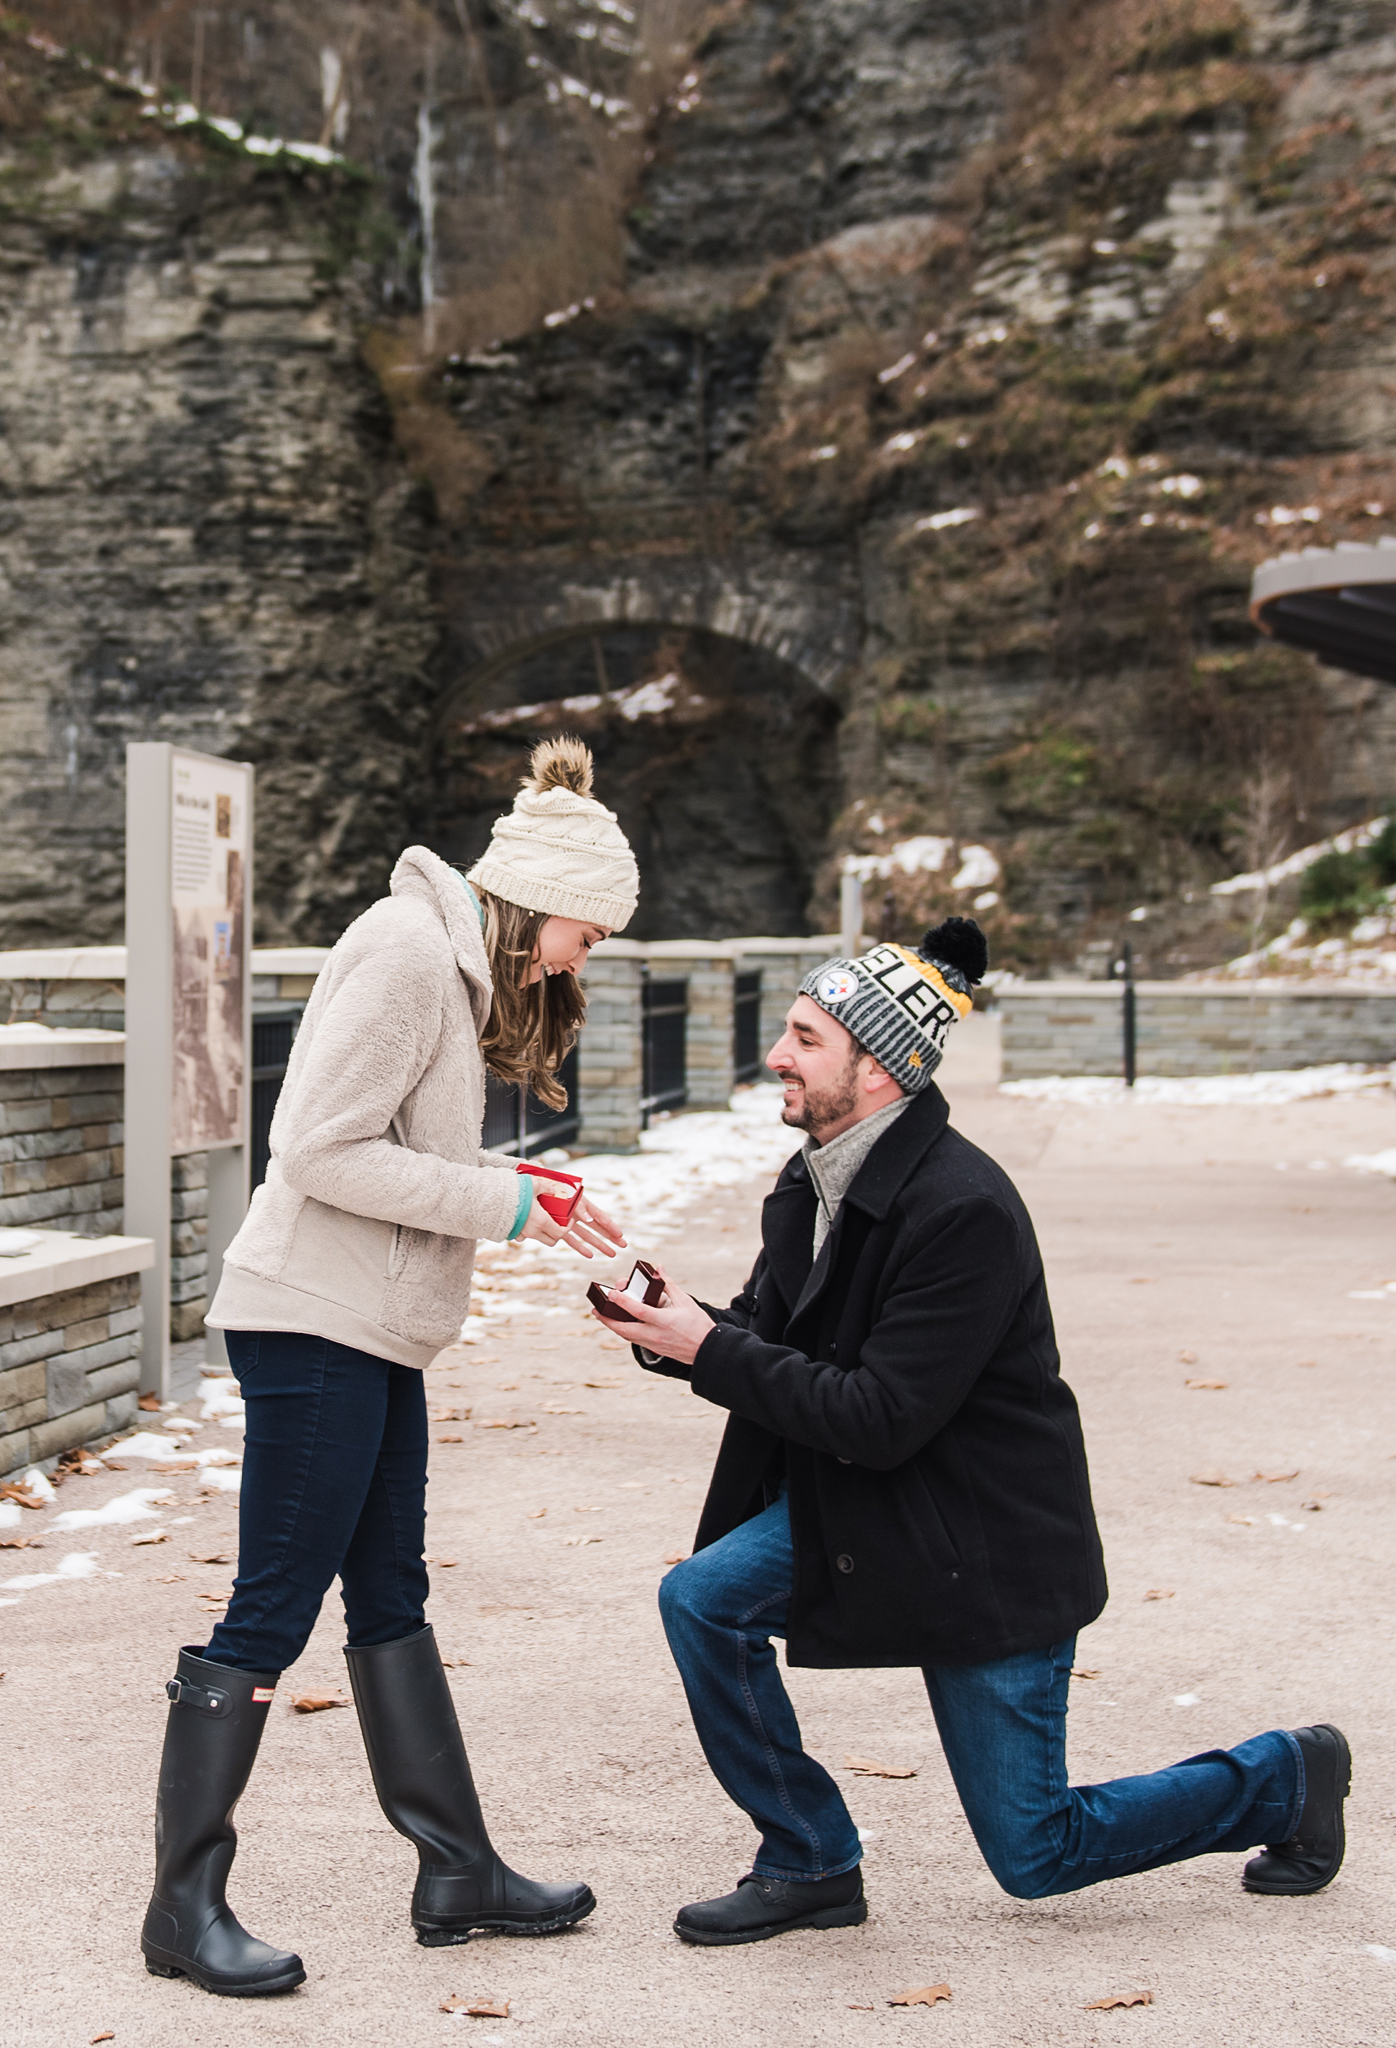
[345,1624,595,1946]
[1242,1724,1352,1895]
[141,1646,305,1996]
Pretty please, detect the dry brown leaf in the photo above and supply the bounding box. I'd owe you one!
[663,1550,689,1564]
[430,1406,470,1422]
[440,1996,509,2017]
[562,1534,602,1546]
[1084,1990,1153,2009]
[91,2032,116,2043]
[1226,1513,1256,1525]
[528,1508,547,1519]
[1144,1588,1176,1601]
[441,1656,472,1668]
[436,1433,465,1444]
[1253,1469,1299,1484]
[890,1984,951,2007]
[159,1459,200,1473]
[291,1690,349,1712]
[1178,1348,1198,1363]
[0,1535,40,1549]
[475,1418,534,1430]
[1190,1469,1235,1487]
[1300,1498,1326,1512]
[1071,1667,1101,1679]
[584,1377,624,1389]
[131,1530,169,1546]
[156,1573,186,1583]
[138,1391,161,1411]
[190,1551,232,1564]
[101,1460,128,1471]
[0,1482,44,1509]
[1185,1378,1228,1390]
[847,1755,917,1778]
[427,1557,459,1568]
[57,1446,105,1476]
[495,1382,519,1392]
[849,2004,876,2010]
[542,1403,584,1415]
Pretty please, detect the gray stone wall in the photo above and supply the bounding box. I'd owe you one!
[0,1056,206,1336]
[0,1270,142,1477]
[0,1062,123,1236]
[1000,984,1396,1080]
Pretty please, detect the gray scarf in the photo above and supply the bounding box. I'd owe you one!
[804,1097,909,1255]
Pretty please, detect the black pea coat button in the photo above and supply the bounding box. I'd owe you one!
[836,1553,854,1574]
[828,1341,837,1356]
[837,1456,851,1465]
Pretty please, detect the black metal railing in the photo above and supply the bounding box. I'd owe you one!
[482,1043,582,1158]
[642,974,688,1125]
[250,1005,304,1189]
[733,970,762,1083]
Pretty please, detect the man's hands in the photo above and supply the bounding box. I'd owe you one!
[518,1182,627,1260]
[589,1262,716,1366]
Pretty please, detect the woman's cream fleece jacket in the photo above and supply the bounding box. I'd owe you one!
[207,846,524,1369]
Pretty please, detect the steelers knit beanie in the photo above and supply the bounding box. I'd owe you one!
[800,917,988,1092]
[467,736,639,930]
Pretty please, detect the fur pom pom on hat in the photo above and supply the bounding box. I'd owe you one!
[467,736,639,929]
[800,915,987,1092]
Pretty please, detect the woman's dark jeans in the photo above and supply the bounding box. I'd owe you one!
[206,1330,429,1674]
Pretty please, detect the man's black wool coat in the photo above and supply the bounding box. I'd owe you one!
[669,1085,1107,1670]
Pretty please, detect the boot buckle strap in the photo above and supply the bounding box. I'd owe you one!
[166,1676,232,1716]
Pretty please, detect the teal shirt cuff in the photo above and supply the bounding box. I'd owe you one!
[507,1174,533,1240]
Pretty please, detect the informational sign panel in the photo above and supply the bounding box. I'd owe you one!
[170,753,250,1153]
[127,744,253,1396]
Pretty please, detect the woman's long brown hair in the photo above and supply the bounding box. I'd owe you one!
[473,888,586,1110]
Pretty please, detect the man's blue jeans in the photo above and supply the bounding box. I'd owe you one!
[659,1497,1304,1893]
[206,1330,429,1674]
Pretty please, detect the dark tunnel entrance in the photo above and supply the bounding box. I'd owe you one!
[430,624,842,940]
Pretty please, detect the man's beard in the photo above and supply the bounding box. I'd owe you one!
[777,1056,861,1139]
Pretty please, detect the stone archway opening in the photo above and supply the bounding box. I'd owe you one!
[431,623,842,940]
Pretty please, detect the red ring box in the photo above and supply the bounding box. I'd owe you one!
[515,1160,583,1226]
[588,1259,664,1325]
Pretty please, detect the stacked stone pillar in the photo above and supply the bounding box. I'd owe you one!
[577,941,644,1152]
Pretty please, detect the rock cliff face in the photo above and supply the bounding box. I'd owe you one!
[427,0,1396,966]
[0,36,436,950]
[7,4,1396,967]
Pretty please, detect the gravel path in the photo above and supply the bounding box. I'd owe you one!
[3,1064,1394,2048]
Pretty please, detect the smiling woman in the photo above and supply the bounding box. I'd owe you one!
[137,738,638,2000]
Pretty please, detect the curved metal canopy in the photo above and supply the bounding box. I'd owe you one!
[1251,536,1396,686]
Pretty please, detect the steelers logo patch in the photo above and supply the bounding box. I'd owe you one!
[817,968,860,1005]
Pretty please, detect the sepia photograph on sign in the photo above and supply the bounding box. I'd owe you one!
[170,750,249,1154]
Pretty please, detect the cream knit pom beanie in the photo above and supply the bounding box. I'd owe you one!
[467,736,639,929]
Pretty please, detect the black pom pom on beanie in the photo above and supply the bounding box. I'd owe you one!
[919,916,989,996]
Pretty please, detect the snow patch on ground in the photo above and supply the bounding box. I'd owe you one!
[1210,815,1389,895]
[1347,1149,1396,1180]
[53,1487,174,1530]
[0,1551,104,1594]
[1000,1064,1393,1106]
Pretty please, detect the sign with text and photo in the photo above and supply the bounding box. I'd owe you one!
[127,742,254,1395]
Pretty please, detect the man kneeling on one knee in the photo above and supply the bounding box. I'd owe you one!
[593,917,1350,1947]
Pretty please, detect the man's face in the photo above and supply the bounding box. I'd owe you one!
[766,995,867,1138]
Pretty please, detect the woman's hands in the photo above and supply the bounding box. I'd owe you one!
[518,1181,627,1260]
[590,1263,715,1366]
